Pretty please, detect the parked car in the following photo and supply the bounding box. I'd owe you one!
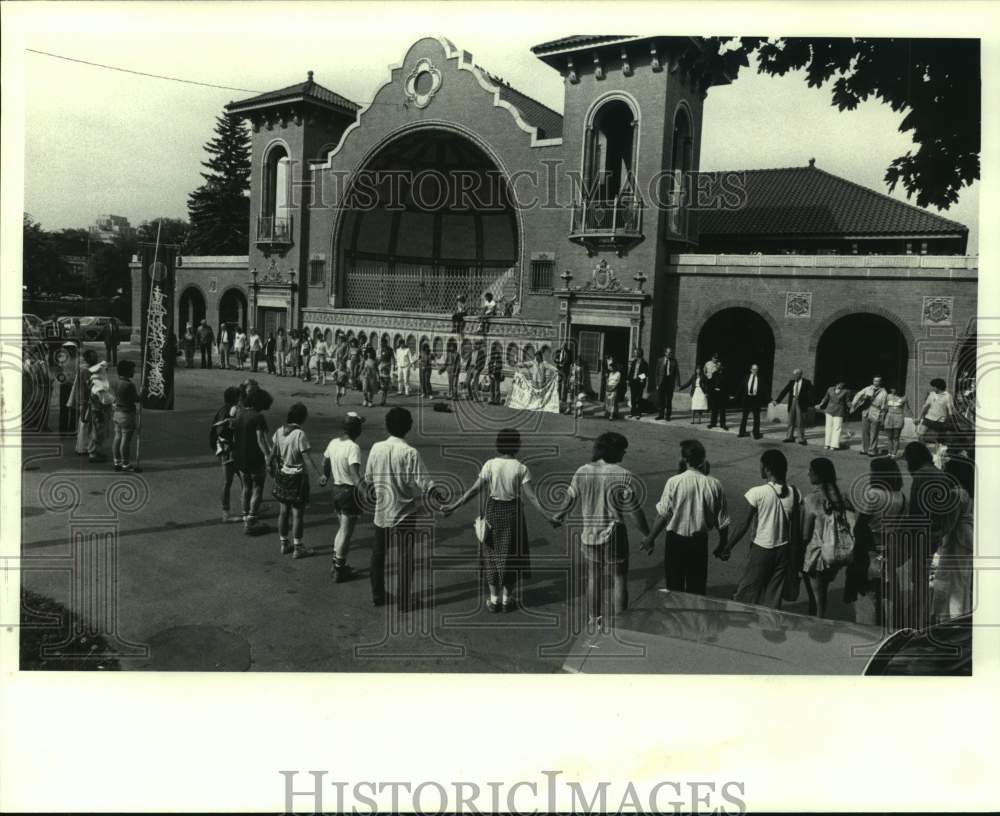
[77,316,118,342]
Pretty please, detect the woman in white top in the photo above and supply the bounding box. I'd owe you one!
[322,412,366,582]
[269,402,325,559]
[443,428,552,612]
[918,377,954,445]
[800,457,853,619]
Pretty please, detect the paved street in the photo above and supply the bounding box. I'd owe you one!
[21,347,890,672]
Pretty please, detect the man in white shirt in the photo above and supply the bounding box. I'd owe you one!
[394,340,413,396]
[641,440,729,595]
[716,449,800,609]
[849,375,887,456]
[364,407,433,609]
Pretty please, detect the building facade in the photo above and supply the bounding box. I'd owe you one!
[135,34,977,408]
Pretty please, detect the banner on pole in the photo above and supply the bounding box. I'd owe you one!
[138,242,178,410]
[506,371,560,413]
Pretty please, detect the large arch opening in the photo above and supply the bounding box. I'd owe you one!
[696,307,775,399]
[815,313,909,394]
[218,288,247,330]
[178,287,206,330]
[336,128,519,314]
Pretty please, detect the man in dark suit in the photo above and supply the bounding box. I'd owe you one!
[706,363,728,430]
[737,363,766,439]
[772,368,813,445]
[654,347,681,421]
[626,346,649,419]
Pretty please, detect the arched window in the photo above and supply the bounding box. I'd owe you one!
[667,106,693,237]
[261,145,291,242]
[584,99,638,205]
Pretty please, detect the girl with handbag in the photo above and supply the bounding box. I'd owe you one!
[800,457,854,618]
[441,428,553,613]
[270,402,325,559]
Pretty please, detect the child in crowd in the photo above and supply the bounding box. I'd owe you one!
[488,349,504,405]
[299,332,313,382]
[575,391,586,420]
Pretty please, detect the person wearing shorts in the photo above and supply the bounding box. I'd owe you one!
[322,412,367,582]
[552,432,650,627]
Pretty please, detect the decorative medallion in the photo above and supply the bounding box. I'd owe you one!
[785,291,812,319]
[208,277,218,294]
[404,58,443,109]
[580,259,627,293]
[922,296,953,326]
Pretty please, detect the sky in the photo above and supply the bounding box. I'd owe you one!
[15,3,980,253]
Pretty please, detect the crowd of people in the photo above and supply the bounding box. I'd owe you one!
[203,369,973,633]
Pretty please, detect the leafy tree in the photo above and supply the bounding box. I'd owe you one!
[22,214,66,294]
[186,113,251,254]
[136,217,190,250]
[681,37,979,209]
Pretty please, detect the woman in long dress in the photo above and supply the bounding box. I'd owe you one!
[800,457,852,618]
[442,428,552,612]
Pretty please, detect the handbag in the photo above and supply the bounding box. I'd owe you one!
[819,507,856,567]
[474,516,490,543]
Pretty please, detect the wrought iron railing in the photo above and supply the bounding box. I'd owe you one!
[570,199,643,236]
[256,215,293,244]
[343,256,515,313]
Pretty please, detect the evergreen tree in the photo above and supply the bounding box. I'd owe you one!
[186,113,251,254]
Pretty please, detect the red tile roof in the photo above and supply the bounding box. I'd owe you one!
[696,163,968,237]
[227,72,360,116]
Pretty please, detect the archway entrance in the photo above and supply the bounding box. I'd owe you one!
[696,307,775,399]
[336,128,519,314]
[218,288,247,329]
[178,287,206,330]
[814,313,908,394]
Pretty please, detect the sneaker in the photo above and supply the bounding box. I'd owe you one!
[332,564,355,583]
[292,544,312,559]
[280,540,293,555]
[113,463,123,472]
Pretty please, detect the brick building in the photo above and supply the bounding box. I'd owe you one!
[137,34,977,408]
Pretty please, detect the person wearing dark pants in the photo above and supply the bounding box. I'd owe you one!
[654,348,680,421]
[706,364,728,430]
[197,320,214,369]
[773,369,813,445]
[738,364,765,439]
[717,449,801,609]
[364,407,433,610]
[626,347,649,419]
[641,439,729,596]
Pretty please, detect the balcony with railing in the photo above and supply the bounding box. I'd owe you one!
[256,215,293,247]
[569,198,644,256]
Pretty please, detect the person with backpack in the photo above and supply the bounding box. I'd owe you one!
[211,386,242,523]
[800,457,854,618]
[717,449,801,609]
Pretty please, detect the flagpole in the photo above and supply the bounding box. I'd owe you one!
[134,222,163,473]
